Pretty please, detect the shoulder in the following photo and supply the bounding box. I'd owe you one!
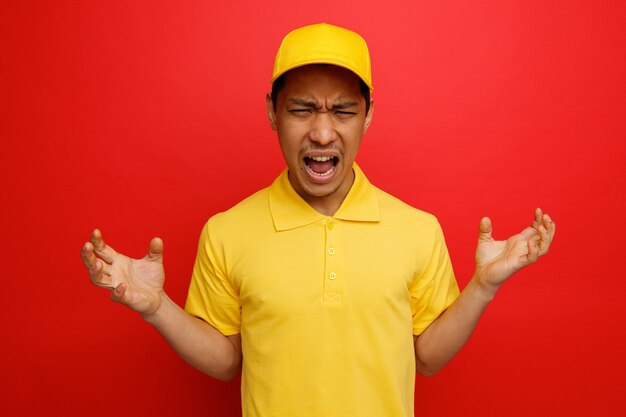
[373,186,440,230]
[196,188,271,242]
[368,185,447,253]
[205,187,272,234]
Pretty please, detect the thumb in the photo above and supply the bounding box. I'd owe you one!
[146,237,164,263]
[478,217,492,242]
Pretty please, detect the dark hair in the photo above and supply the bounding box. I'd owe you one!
[271,71,371,115]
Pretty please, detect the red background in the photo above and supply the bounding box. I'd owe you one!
[2,1,625,416]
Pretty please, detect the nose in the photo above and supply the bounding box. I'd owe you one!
[308,112,337,145]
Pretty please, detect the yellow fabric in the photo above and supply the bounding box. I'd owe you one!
[185,163,459,417]
[271,23,374,91]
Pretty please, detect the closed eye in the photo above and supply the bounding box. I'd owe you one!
[334,110,357,118]
[288,109,312,117]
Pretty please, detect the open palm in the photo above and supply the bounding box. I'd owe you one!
[81,229,165,316]
[474,208,555,295]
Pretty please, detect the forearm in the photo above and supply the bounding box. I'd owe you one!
[142,294,242,381]
[414,209,555,376]
[414,276,496,376]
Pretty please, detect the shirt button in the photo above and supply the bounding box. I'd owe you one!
[328,247,336,255]
[329,272,337,280]
[327,221,334,230]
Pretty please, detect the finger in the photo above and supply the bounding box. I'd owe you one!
[543,214,556,240]
[526,236,540,263]
[81,242,97,269]
[537,224,551,256]
[478,217,492,242]
[97,258,113,276]
[82,243,114,288]
[90,229,118,264]
[519,226,539,240]
[531,208,543,229]
[145,237,164,263]
[90,258,115,289]
[110,282,127,303]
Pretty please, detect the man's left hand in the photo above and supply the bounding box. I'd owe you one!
[473,208,556,298]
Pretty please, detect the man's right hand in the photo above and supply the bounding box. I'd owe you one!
[81,229,166,317]
[81,229,242,381]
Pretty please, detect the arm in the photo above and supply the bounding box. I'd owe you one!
[81,229,242,381]
[413,208,556,376]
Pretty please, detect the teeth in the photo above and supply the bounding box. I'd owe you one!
[309,156,334,162]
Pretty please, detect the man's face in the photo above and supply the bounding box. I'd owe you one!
[267,64,373,215]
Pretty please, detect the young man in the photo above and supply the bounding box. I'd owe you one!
[81,23,555,417]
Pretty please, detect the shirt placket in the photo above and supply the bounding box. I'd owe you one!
[323,218,342,303]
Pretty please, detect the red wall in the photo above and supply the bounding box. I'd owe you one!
[2,1,625,416]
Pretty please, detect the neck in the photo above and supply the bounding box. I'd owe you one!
[308,198,343,217]
[294,169,355,217]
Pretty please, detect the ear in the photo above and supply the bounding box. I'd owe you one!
[266,93,278,131]
[363,99,374,134]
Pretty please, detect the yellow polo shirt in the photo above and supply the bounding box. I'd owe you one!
[185,164,459,417]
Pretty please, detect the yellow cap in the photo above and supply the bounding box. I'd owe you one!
[271,23,373,91]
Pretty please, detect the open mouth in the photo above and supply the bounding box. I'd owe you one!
[304,156,338,177]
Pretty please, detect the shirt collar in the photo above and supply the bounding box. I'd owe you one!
[269,162,380,231]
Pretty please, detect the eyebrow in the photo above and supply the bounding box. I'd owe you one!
[332,100,359,110]
[287,98,359,110]
[288,98,320,109]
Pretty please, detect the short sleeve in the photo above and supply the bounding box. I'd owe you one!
[410,221,460,335]
[184,219,241,335]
